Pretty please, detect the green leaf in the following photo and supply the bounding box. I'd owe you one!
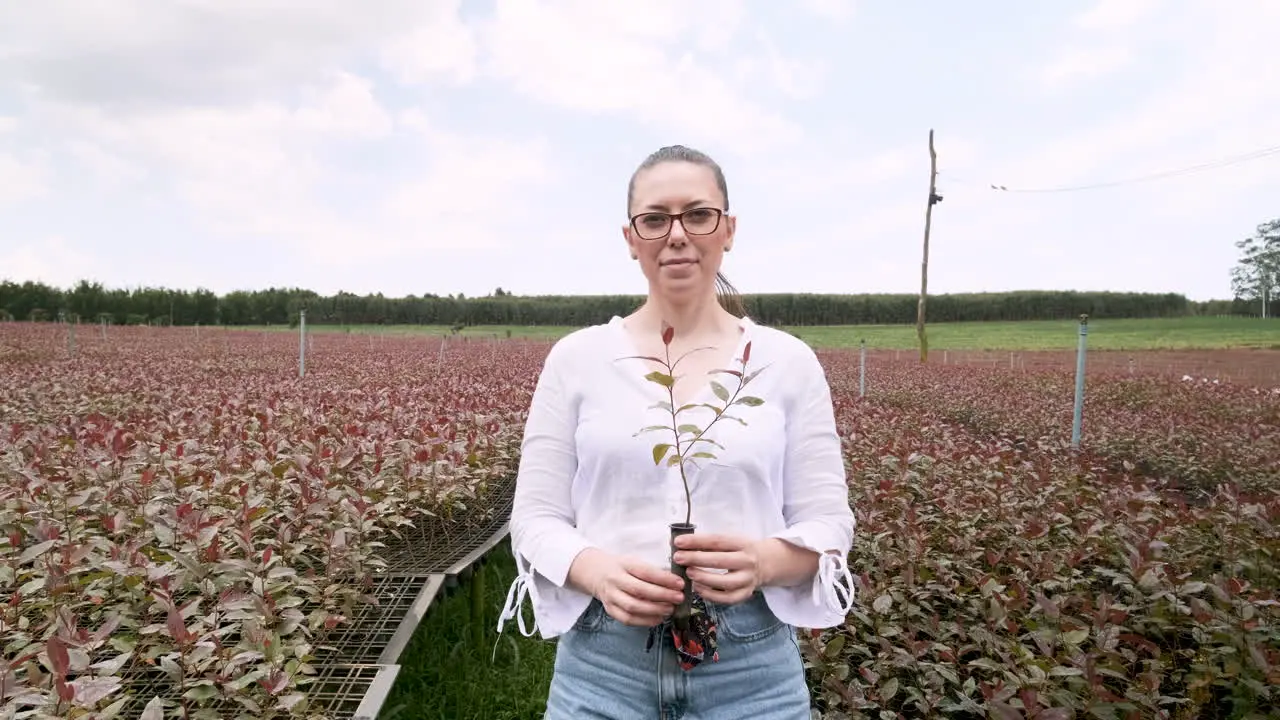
[967,657,1003,673]
[645,371,675,388]
[824,634,845,658]
[183,683,221,701]
[1060,628,1089,646]
[733,396,764,407]
[690,452,716,459]
[619,354,665,364]
[652,444,672,465]
[18,539,56,565]
[710,381,730,402]
[633,425,669,436]
[1179,581,1207,595]
[688,437,725,451]
[676,424,702,436]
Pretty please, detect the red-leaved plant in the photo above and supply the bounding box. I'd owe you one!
[624,321,769,628]
[0,325,532,718]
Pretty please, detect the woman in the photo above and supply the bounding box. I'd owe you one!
[497,145,855,719]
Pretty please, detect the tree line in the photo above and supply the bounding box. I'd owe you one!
[1231,217,1280,318]
[0,280,1267,328]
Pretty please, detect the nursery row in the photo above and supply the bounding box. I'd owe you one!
[0,329,542,718]
[800,368,1279,718]
[831,353,1280,498]
[3,324,1277,718]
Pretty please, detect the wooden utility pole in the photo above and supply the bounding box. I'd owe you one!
[917,129,941,363]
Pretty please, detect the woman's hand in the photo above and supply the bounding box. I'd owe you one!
[672,533,768,605]
[674,534,821,605]
[568,548,686,627]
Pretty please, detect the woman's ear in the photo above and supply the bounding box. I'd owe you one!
[622,224,637,259]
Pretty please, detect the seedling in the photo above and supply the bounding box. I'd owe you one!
[623,321,770,630]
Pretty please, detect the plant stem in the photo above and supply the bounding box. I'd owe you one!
[661,342,694,526]
[662,344,755,527]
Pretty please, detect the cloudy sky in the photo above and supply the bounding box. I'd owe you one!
[1,1,1277,302]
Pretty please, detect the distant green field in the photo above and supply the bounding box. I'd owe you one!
[268,316,1280,351]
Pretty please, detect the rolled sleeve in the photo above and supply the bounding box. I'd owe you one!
[509,339,594,588]
[767,346,856,622]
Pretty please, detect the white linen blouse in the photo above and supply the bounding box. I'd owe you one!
[496,315,856,639]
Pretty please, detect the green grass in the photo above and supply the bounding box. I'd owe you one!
[788,316,1280,351]
[377,544,556,720]
[273,316,1280,351]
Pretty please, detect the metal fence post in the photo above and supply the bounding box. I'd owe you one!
[859,339,866,398]
[1071,314,1089,449]
[299,309,307,378]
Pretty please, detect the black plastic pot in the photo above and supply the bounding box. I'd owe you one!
[669,522,696,630]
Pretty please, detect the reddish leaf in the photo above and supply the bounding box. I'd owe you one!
[46,635,70,676]
[166,605,189,644]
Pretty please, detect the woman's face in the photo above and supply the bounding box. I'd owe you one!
[623,161,735,303]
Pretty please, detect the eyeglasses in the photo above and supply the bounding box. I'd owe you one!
[629,207,724,241]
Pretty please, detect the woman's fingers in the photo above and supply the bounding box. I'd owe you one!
[623,562,687,601]
[606,589,673,626]
[691,580,753,605]
[672,549,754,571]
[687,567,750,591]
[599,564,686,626]
[688,568,758,605]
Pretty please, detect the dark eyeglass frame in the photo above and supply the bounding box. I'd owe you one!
[628,207,725,241]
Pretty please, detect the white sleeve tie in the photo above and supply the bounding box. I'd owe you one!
[496,553,538,637]
[814,551,856,615]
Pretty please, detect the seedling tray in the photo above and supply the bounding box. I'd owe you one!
[118,662,400,719]
[375,476,514,575]
[310,574,446,665]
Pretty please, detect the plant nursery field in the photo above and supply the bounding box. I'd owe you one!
[2,321,1278,719]
[301,315,1280,353]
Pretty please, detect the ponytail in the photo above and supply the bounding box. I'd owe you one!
[715,271,747,318]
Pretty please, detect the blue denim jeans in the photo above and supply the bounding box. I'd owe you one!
[543,592,812,719]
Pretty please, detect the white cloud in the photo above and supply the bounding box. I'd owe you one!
[1012,4,1280,192]
[0,236,95,288]
[0,143,50,207]
[6,47,547,259]
[477,0,800,155]
[1035,0,1161,90]
[797,0,855,23]
[736,28,829,100]
[0,1,1274,303]
[1073,0,1163,31]
[293,72,395,138]
[378,0,478,86]
[1038,44,1132,88]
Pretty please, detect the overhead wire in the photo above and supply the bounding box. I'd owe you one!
[941,142,1280,194]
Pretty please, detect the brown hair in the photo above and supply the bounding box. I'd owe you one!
[627,145,748,318]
